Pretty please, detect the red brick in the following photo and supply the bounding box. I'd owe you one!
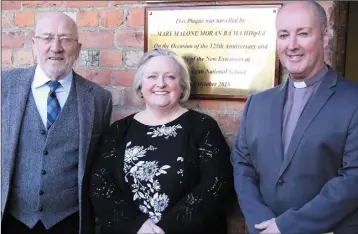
[64,1,108,8]
[225,134,236,151]
[22,1,62,8]
[123,87,144,107]
[219,1,282,5]
[2,32,25,48]
[100,50,123,67]
[115,30,144,47]
[165,1,215,6]
[123,50,143,67]
[100,10,124,28]
[2,1,21,10]
[127,8,145,27]
[78,10,99,27]
[76,69,111,85]
[217,114,241,134]
[226,100,246,111]
[318,1,334,23]
[111,108,139,123]
[106,86,122,106]
[338,13,347,27]
[110,1,143,6]
[25,31,35,47]
[2,12,15,29]
[15,12,35,27]
[13,49,34,66]
[183,99,200,109]
[112,70,135,87]
[199,100,224,110]
[204,111,219,122]
[2,49,12,65]
[79,30,114,49]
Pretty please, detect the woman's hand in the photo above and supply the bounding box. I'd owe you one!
[137,218,165,234]
[152,224,165,234]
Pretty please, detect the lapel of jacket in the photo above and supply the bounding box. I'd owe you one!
[277,69,338,179]
[74,72,95,187]
[2,66,35,208]
[270,81,288,166]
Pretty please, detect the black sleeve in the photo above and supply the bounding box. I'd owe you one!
[90,122,147,234]
[157,117,234,233]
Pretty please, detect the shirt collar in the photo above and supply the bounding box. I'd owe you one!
[289,65,328,89]
[32,65,73,93]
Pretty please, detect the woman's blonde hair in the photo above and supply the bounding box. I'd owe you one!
[133,48,191,102]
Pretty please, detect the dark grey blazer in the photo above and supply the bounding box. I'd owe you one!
[231,68,358,234]
[1,65,113,234]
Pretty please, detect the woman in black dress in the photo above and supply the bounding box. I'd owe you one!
[90,48,234,234]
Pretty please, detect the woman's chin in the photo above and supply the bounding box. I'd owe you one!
[147,101,176,110]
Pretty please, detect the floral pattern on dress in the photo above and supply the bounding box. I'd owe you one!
[124,141,171,223]
[147,124,182,139]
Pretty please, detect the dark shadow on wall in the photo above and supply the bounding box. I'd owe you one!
[345,1,358,82]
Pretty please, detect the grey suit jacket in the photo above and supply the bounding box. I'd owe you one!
[231,68,358,234]
[1,65,113,234]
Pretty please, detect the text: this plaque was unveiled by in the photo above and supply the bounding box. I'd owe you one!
[145,4,281,99]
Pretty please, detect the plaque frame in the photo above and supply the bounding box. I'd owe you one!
[144,3,282,100]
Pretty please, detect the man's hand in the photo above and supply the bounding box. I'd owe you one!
[255,218,281,234]
[137,218,165,234]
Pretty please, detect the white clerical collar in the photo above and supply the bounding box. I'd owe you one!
[293,81,307,89]
[289,65,329,89]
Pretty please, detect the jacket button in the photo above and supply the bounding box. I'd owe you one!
[39,207,43,212]
[277,179,284,185]
[43,150,48,156]
[40,129,46,135]
[39,190,44,195]
[41,170,46,175]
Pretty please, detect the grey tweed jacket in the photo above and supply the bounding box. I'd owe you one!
[1,65,113,234]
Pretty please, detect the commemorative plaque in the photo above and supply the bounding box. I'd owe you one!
[145,4,281,99]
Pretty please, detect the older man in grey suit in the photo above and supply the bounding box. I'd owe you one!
[1,12,112,234]
[231,1,358,234]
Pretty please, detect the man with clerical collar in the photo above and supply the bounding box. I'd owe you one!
[1,12,112,234]
[231,1,358,234]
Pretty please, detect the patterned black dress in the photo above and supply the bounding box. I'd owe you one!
[90,110,235,234]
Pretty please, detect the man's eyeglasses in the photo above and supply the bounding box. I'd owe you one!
[34,35,78,46]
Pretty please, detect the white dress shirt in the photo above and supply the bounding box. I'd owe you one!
[31,65,73,128]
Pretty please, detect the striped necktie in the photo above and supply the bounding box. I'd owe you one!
[46,80,61,131]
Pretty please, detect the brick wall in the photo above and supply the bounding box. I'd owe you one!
[1,0,339,149]
[1,1,345,233]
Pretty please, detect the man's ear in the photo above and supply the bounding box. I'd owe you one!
[323,27,329,49]
[32,38,37,62]
[75,43,82,60]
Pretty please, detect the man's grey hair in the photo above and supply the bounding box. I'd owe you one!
[133,48,191,102]
[281,1,328,29]
[307,0,328,29]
